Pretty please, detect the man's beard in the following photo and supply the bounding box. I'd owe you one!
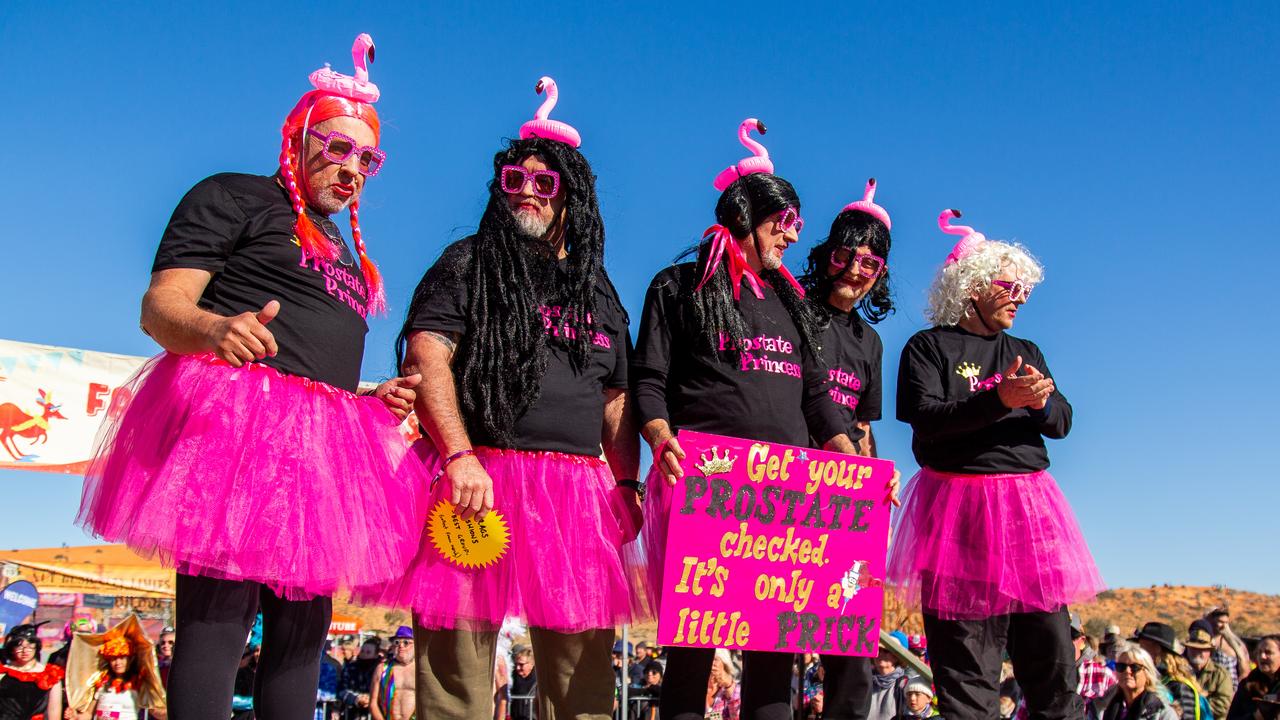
[308,185,355,215]
[513,210,552,238]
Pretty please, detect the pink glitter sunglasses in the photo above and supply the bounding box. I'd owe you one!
[500,165,561,198]
[830,247,886,278]
[992,279,1032,302]
[775,207,804,234]
[307,129,386,176]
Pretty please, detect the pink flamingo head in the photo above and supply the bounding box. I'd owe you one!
[841,178,892,230]
[939,209,987,264]
[519,76,582,148]
[309,33,380,103]
[713,118,775,191]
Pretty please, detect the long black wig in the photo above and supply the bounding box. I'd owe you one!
[799,208,894,335]
[395,136,615,446]
[680,172,825,357]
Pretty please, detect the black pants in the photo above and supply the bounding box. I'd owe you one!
[822,655,873,720]
[658,646,794,720]
[924,607,1081,720]
[168,573,332,720]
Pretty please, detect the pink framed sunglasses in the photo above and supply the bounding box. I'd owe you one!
[830,246,886,278]
[992,279,1033,302]
[775,207,804,234]
[307,129,386,176]
[500,165,561,198]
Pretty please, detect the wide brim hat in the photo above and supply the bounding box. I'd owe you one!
[1131,621,1179,654]
[1184,621,1214,650]
[66,614,165,712]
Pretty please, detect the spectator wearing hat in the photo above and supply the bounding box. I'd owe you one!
[630,641,655,689]
[1187,622,1233,720]
[1205,609,1252,692]
[1102,643,1178,720]
[871,638,911,720]
[900,679,941,720]
[1073,614,1118,720]
[1101,627,1125,665]
[1225,634,1279,720]
[1133,623,1209,720]
[371,627,416,720]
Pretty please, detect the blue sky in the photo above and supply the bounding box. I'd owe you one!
[2,2,1277,595]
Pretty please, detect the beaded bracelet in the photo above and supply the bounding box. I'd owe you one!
[431,449,477,487]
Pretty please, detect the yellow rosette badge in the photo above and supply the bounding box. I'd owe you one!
[428,500,511,569]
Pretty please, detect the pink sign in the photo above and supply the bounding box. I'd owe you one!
[657,431,893,657]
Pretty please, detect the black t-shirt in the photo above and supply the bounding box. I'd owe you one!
[632,263,842,447]
[406,238,630,456]
[818,306,884,444]
[153,173,369,391]
[897,325,1072,474]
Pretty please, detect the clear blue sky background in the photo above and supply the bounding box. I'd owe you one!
[2,2,1277,594]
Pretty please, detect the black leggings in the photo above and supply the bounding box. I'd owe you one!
[658,646,794,720]
[168,573,332,720]
[822,654,874,720]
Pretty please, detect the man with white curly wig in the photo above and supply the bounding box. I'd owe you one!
[886,210,1105,720]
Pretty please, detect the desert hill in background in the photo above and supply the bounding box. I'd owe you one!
[339,585,1280,641]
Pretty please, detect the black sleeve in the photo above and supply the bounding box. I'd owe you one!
[606,327,632,390]
[857,332,884,423]
[802,343,846,446]
[152,177,247,274]
[631,273,677,425]
[897,334,1009,441]
[1024,342,1072,439]
[406,241,471,336]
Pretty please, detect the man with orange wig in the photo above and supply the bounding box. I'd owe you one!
[78,34,426,720]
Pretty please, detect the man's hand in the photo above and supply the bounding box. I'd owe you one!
[997,356,1055,409]
[206,300,280,366]
[652,432,686,487]
[448,455,495,520]
[886,469,902,507]
[371,373,421,420]
[615,484,643,541]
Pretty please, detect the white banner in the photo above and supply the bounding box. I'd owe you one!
[0,339,148,474]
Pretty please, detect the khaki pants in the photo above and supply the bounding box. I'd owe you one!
[414,621,616,720]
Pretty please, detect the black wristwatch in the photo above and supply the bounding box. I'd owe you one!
[618,479,645,501]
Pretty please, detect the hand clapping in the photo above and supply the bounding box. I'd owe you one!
[996,355,1055,410]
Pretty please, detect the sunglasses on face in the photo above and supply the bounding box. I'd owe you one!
[991,279,1032,303]
[831,247,886,278]
[500,165,561,199]
[1115,662,1146,675]
[307,129,386,177]
[775,207,804,234]
[392,638,414,646]
[159,640,175,646]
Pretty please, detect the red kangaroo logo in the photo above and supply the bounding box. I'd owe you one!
[0,389,68,460]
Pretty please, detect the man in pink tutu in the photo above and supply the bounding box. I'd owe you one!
[77,35,425,720]
[887,210,1104,720]
[634,120,861,720]
[372,77,643,719]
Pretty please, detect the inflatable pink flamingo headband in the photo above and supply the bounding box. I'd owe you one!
[519,76,582,147]
[938,209,987,264]
[713,118,774,191]
[841,179,892,230]
[279,33,387,315]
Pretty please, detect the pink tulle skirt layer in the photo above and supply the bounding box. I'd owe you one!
[77,353,429,600]
[640,464,673,612]
[885,467,1104,620]
[359,445,651,632]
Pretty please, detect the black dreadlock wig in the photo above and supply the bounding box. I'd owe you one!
[395,137,610,446]
[799,209,894,335]
[680,173,825,357]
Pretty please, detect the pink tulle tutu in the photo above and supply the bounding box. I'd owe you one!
[77,353,429,600]
[359,444,651,631]
[886,468,1104,620]
[640,463,673,612]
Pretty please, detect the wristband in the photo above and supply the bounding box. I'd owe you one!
[431,449,476,488]
[618,479,645,501]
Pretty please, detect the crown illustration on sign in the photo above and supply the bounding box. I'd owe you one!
[696,446,737,476]
[955,362,982,379]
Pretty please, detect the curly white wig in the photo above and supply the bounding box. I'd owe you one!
[926,240,1044,326]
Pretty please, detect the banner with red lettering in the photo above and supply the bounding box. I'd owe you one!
[0,339,148,474]
[657,431,893,657]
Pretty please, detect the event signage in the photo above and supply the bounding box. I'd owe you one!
[0,580,39,632]
[656,431,893,657]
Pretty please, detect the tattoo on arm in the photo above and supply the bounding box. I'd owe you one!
[425,330,459,355]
